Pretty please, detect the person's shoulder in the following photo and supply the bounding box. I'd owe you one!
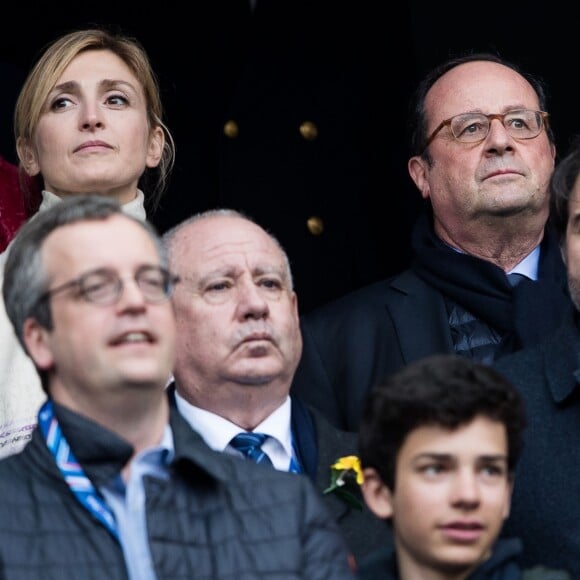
[306,403,358,447]
[302,274,404,324]
[0,443,38,493]
[313,278,395,310]
[356,546,397,580]
[493,315,574,377]
[493,343,544,373]
[212,439,311,489]
[0,449,27,469]
[227,455,335,522]
[522,565,571,580]
[309,403,355,434]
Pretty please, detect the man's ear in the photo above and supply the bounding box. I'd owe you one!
[408,155,431,200]
[16,137,41,177]
[291,291,299,319]
[22,318,55,371]
[361,467,394,519]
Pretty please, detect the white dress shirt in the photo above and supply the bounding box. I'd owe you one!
[175,392,295,472]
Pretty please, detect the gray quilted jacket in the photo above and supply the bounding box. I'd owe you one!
[0,401,356,579]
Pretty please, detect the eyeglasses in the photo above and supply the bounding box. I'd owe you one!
[423,109,549,152]
[39,265,180,306]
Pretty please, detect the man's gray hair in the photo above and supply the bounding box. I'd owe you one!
[3,195,166,350]
[161,208,294,291]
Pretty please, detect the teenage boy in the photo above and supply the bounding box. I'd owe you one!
[357,354,569,579]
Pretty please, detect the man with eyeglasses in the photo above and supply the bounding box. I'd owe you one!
[0,195,356,579]
[291,52,572,432]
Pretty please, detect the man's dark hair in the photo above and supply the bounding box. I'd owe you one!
[358,354,526,490]
[549,135,580,244]
[407,51,554,160]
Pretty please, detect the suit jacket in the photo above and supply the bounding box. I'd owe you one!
[291,271,453,431]
[168,385,390,566]
[290,397,391,564]
[493,309,580,575]
[292,220,570,433]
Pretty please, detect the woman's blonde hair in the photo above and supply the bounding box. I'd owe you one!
[15,27,175,212]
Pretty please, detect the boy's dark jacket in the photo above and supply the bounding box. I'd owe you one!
[357,537,570,579]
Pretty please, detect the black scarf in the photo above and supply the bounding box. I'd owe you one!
[410,211,572,351]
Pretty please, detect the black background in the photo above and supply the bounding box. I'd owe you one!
[1,2,577,313]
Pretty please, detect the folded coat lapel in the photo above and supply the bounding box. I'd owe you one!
[388,271,454,364]
[544,316,580,404]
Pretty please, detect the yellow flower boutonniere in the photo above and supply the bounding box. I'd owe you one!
[323,455,364,510]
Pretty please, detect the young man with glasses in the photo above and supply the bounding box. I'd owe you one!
[292,52,571,432]
[0,195,356,579]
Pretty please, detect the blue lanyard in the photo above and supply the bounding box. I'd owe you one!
[38,400,119,541]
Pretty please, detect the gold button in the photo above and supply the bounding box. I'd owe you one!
[223,120,239,138]
[299,121,318,141]
[307,216,324,236]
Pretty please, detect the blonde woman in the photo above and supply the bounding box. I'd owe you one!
[0,27,175,457]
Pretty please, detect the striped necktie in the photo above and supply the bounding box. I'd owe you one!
[229,432,273,466]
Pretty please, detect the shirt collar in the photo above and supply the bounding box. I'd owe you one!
[448,239,540,281]
[134,424,174,468]
[174,391,293,458]
[507,244,540,281]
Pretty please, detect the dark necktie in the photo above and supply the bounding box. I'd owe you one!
[229,432,273,466]
[508,273,527,287]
